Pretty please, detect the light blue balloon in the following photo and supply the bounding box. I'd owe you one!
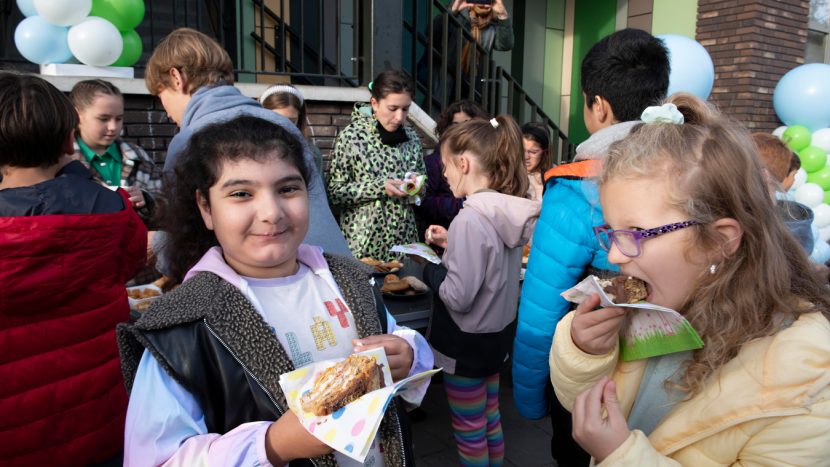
[810,237,830,263]
[657,34,715,100]
[773,63,830,132]
[14,16,73,65]
[16,0,37,16]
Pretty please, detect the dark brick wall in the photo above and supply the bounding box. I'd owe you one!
[306,101,359,176]
[697,0,810,132]
[121,95,178,165]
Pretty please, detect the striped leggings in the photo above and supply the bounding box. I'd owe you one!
[443,373,504,467]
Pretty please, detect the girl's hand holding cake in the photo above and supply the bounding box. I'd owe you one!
[353,335,414,381]
[570,294,626,355]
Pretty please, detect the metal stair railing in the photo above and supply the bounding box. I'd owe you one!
[403,0,574,163]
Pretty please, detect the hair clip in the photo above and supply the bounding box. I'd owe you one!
[640,103,684,125]
[490,118,499,128]
[368,81,373,92]
[259,85,304,105]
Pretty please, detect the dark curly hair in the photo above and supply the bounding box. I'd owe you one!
[434,100,490,137]
[162,116,309,285]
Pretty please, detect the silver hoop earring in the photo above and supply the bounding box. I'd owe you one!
[709,264,717,275]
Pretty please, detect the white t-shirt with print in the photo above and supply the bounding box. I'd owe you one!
[245,264,385,467]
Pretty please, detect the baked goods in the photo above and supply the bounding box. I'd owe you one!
[300,355,385,416]
[599,276,648,304]
[127,287,162,300]
[382,274,410,293]
[359,257,403,273]
[381,275,429,295]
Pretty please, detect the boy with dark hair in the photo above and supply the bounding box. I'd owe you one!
[145,28,350,262]
[0,72,146,465]
[512,28,669,466]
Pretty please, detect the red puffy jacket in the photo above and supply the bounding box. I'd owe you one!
[0,191,146,466]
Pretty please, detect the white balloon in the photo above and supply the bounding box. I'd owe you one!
[794,182,825,208]
[820,225,830,243]
[772,126,787,138]
[812,128,830,153]
[792,168,808,190]
[813,204,830,228]
[34,0,91,26]
[68,17,122,66]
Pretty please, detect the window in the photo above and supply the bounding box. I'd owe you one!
[807,0,830,63]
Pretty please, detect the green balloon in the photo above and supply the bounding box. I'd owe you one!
[782,125,812,152]
[112,30,142,67]
[807,166,830,190]
[90,0,145,32]
[799,146,828,173]
[824,190,830,205]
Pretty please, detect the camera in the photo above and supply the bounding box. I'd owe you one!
[467,0,493,4]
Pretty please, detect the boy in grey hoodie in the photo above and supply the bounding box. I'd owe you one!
[145,28,350,264]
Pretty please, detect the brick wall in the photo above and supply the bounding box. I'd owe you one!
[306,101,359,176]
[122,95,178,165]
[697,0,810,132]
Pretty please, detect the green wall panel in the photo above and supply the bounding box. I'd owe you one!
[652,0,698,38]
[567,0,616,145]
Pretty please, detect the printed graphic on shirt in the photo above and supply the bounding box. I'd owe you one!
[246,264,359,364]
[311,316,338,350]
[287,331,314,367]
[326,298,351,328]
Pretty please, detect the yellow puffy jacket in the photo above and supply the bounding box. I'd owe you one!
[550,311,830,466]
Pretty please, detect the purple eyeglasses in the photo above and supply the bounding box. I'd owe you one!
[593,220,699,258]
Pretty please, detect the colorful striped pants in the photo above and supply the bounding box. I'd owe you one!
[443,373,504,466]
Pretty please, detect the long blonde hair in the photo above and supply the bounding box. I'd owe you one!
[601,93,830,395]
[440,114,528,197]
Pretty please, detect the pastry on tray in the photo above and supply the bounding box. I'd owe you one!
[380,275,428,295]
[359,257,403,273]
[300,355,386,416]
[599,276,648,304]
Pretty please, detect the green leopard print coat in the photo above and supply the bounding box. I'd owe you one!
[328,104,425,261]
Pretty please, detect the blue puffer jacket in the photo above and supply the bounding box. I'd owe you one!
[512,161,617,419]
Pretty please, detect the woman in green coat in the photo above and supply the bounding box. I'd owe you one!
[328,70,425,261]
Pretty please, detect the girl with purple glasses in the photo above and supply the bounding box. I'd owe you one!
[550,94,830,465]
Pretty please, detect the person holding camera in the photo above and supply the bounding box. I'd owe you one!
[417,0,513,111]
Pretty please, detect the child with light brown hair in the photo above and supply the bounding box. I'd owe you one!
[70,79,163,227]
[420,114,540,466]
[752,132,800,192]
[751,132,816,256]
[552,94,830,465]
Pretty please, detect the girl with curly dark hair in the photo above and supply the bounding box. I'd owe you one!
[117,115,432,466]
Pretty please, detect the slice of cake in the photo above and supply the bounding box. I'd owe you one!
[600,276,648,304]
[300,355,386,416]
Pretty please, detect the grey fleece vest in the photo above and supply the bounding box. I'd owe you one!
[117,254,408,467]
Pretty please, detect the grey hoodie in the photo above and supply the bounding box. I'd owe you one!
[439,191,540,333]
[573,120,640,161]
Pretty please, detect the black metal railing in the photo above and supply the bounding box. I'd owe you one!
[403,0,573,163]
[0,0,364,86]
